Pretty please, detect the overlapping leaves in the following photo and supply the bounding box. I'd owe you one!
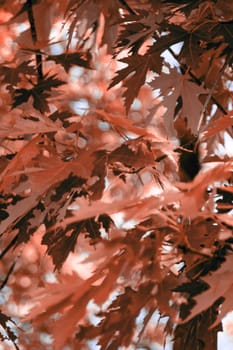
[0,1,232,350]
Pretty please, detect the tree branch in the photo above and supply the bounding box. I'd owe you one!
[27,0,43,82]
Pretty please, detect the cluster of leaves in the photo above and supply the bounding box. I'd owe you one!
[0,0,232,349]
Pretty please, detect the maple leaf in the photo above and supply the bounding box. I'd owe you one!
[12,88,32,109]
[109,53,162,112]
[151,68,207,134]
[179,29,207,68]
[47,51,93,72]
[0,115,59,138]
[148,24,187,54]
[157,274,180,318]
[0,2,232,350]
[174,299,222,350]
[94,109,162,139]
[48,109,72,124]
[8,176,85,249]
[65,0,101,49]
[89,150,107,200]
[27,255,126,350]
[26,273,99,349]
[65,0,122,52]
[12,74,64,112]
[183,253,233,327]
[115,9,159,54]
[201,112,233,140]
[0,311,19,350]
[149,22,215,68]
[0,61,36,86]
[42,218,102,269]
[42,224,80,269]
[35,73,65,91]
[176,161,233,218]
[109,138,154,169]
[76,282,155,349]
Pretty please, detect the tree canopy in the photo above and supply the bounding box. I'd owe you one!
[0,0,232,349]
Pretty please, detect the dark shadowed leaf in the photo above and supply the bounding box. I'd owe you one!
[47,51,93,72]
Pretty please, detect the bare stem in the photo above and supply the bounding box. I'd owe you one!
[196,56,230,133]
[168,47,228,118]
[27,0,43,82]
[186,246,212,258]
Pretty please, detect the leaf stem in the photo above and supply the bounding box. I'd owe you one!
[186,246,212,258]
[168,48,228,117]
[196,56,230,133]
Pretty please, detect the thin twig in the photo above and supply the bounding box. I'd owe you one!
[188,69,227,115]
[186,246,212,258]
[196,56,230,133]
[0,234,19,260]
[27,0,43,82]
[168,47,228,117]
[178,244,212,258]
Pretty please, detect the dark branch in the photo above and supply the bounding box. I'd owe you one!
[0,234,19,260]
[27,0,43,81]
[168,48,228,116]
